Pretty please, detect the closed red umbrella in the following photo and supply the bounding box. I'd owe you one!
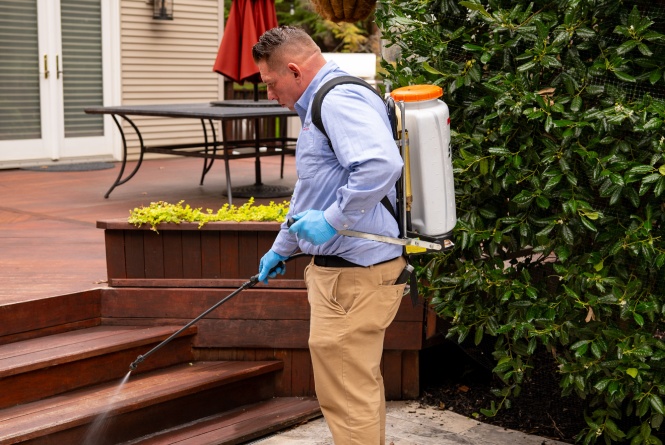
[213,0,278,99]
[211,0,288,199]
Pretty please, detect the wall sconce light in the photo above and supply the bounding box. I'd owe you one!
[153,0,174,20]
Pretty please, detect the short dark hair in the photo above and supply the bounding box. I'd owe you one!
[252,26,315,64]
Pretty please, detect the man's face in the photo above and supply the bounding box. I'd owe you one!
[257,59,301,111]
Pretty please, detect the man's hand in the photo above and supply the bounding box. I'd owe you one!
[258,249,288,284]
[288,210,337,245]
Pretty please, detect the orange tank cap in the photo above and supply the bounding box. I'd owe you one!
[390,85,443,102]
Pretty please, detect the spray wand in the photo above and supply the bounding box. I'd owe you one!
[128,254,304,372]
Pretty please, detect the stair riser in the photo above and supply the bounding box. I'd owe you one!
[102,288,423,350]
[17,375,276,445]
[0,336,194,410]
[0,320,100,348]
[0,291,101,342]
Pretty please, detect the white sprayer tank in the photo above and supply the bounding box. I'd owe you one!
[391,85,456,239]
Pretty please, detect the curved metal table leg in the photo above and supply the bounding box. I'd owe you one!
[223,137,233,205]
[104,115,146,199]
[199,118,216,186]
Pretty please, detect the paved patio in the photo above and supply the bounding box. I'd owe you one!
[253,400,567,444]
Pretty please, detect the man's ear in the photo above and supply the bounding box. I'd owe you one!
[287,62,301,80]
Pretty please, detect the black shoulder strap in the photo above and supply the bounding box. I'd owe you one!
[311,75,400,227]
[311,75,381,144]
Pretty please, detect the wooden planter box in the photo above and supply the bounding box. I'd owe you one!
[97,219,310,288]
[98,219,443,399]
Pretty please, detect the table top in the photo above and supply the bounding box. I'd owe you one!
[84,102,297,120]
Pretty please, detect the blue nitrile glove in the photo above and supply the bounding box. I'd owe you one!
[288,210,337,245]
[258,249,288,284]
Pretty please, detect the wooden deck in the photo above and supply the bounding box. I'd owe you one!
[0,155,297,304]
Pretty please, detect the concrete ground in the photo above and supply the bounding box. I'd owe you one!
[252,400,568,445]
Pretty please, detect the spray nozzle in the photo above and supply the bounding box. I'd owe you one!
[129,354,144,371]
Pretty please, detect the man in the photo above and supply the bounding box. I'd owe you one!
[253,26,407,444]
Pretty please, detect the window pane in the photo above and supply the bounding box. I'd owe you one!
[61,0,103,137]
[0,0,41,141]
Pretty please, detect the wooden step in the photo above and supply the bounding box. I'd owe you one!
[0,325,196,409]
[121,397,321,445]
[0,361,282,445]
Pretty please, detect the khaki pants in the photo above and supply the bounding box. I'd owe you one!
[305,256,406,445]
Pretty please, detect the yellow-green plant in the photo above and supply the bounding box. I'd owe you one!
[128,198,290,232]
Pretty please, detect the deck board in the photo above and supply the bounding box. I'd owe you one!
[0,156,296,304]
[0,325,196,376]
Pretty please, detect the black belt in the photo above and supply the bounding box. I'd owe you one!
[313,255,398,268]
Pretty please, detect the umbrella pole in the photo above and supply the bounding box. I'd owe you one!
[254,116,262,185]
[253,82,262,185]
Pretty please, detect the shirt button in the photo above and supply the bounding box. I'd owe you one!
[343,224,349,228]
[361,209,365,213]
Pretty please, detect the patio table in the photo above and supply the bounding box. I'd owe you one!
[85,101,297,203]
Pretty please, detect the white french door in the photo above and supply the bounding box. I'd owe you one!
[0,0,116,165]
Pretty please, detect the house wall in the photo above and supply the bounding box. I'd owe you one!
[119,0,223,159]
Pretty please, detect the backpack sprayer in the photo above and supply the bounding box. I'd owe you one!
[128,83,456,372]
[390,84,457,250]
[311,78,456,254]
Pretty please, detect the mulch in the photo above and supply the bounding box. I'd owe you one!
[418,342,587,443]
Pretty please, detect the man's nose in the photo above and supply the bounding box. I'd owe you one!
[266,88,277,101]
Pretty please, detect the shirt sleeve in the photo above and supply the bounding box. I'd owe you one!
[270,211,299,257]
[319,86,403,231]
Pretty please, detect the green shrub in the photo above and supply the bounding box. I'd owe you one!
[376,1,665,443]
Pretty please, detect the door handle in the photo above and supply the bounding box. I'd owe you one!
[43,54,49,79]
[56,55,63,79]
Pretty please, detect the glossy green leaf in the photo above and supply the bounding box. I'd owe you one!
[633,312,645,326]
[561,225,574,245]
[580,216,598,232]
[489,146,512,156]
[613,70,636,82]
[459,1,492,18]
[422,61,444,75]
[517,61,536,72]
[650,394,665,415]
[649,69,662,84]
[616,40,638,55]
[571,96,582,112]
[462,43,484,52]
[628,165,654,175]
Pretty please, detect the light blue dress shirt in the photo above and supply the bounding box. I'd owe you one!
[271,61,403,266]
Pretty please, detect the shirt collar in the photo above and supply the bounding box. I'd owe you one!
[294,60,342,121]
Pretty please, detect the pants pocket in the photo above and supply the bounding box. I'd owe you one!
[305,263,345,315]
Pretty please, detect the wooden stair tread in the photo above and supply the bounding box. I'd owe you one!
[0,325,196,377]
[124,397,321,445]
[0,361,282,443]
